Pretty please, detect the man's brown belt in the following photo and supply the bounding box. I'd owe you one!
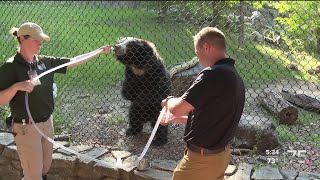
[187,143,230,155]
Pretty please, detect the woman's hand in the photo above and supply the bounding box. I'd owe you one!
[100,45,113,54]
[14,80,35,93]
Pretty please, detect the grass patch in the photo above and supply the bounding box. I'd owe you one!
[109,114,125,125]
[298,109,320,124]
[0,1,197,91]
[228,36,320,86]
[273,108,320,147]
[52,111,70,134]
[276,125,300,142]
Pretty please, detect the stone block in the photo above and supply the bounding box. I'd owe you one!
[11,160,22,171]
[93,160,119,179]
[151,159,177,172]
[0,166,23,180]
[135,168,173,180]
[228,163,253,180]
[0,133,15,146]
[78,147,108,164]
[251,166,283,180]
[111,150,132,159]
[279,168,298,180]
[118,167,136,180]
[298,171,320,179]
[224,165,237,176]
[2,145,19,160]
[50,153,76,178]
[56,144,93,156]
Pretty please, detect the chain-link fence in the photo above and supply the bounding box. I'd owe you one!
[0,1,319,174]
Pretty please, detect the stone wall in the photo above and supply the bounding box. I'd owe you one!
[0,132,175,180]
[1,132,319,180]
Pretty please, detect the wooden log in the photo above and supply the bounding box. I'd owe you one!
[258,88,298,125]
[281,88,320,112]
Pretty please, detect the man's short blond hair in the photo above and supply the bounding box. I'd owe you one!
[193,27,226,49]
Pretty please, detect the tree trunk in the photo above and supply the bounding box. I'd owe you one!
[316,27,320,52]
[211,2,224,27]
[238,0,245,48]
[158,1,169,19]
[258,88,298,125]
[281,88,320,112]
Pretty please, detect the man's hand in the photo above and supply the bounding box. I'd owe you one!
[161,96,174,107]
[160,108,188,125]
[161,96,194,117]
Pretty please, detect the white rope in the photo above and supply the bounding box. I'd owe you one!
[25,93,116,168]
[24,49,164,169]
[33,48,103,81]
[135,106,166,166]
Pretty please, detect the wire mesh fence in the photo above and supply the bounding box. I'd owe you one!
[0,0,319,175]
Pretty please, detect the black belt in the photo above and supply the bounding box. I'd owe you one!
[187,143,230,155]
[13,115,51,124]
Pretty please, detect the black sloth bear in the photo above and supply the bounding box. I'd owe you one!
[113,37,171,146]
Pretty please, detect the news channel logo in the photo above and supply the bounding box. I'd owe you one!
[265,149,312,165]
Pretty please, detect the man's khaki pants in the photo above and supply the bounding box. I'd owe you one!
[13,116,54,180]
[172,145,231,180]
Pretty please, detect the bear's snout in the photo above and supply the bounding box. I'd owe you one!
[113,45,125,56]
[114,37,136,57]
[113,44,127,57]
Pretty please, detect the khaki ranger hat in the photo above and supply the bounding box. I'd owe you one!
[17,22,50,41]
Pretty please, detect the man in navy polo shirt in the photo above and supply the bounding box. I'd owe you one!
[161,27,245,180]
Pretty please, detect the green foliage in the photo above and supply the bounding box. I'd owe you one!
[0,106,11,124]
[109,114,125,125]
[251,1,268,9]
[268,1,320,52]
[143,1,237,27]
[52,111,69,134]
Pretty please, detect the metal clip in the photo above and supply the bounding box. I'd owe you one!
[137,158,151,171]
[22,119,26,135]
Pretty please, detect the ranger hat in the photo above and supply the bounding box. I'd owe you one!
[17,22,50,41]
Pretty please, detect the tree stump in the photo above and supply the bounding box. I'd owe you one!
[258,88,298,125]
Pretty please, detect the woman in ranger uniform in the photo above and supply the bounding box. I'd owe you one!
[0,22,112,180]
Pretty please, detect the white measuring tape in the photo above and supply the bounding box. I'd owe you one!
[24,48,165,169]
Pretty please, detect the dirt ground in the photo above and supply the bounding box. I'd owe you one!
[57,81,186,161]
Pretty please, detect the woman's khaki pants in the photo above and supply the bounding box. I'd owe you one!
[13,116,54,180]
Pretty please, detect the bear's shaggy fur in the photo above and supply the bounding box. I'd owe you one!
[114,37,171,146]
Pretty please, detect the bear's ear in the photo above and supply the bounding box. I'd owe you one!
[142,40,162,60]
[144,40,158,53]
[148,41,156,50]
